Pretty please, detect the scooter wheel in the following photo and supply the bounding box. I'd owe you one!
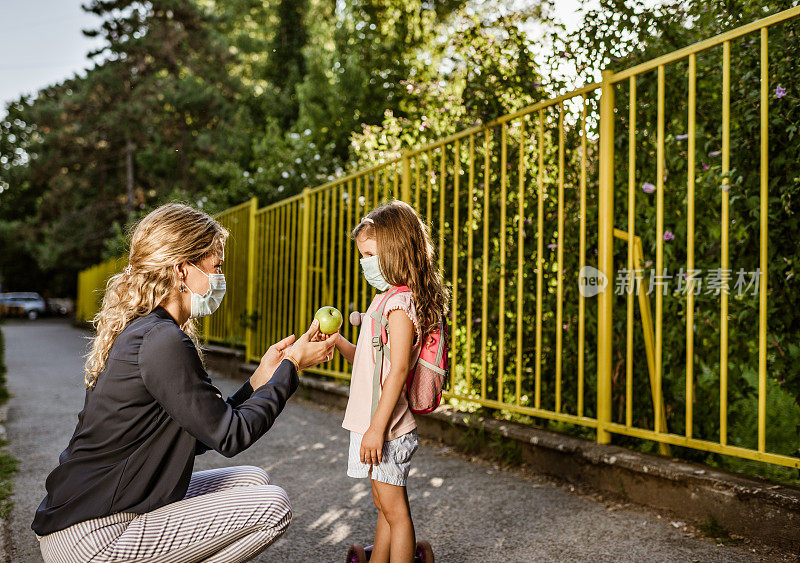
[346,544,367,563]
[415,540,435,563]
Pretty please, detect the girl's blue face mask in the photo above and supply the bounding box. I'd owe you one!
[359,254,391,292]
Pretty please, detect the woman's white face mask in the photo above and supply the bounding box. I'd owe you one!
[186,263,226,318]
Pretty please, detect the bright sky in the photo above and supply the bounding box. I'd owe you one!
[553,0,594,30]
[0,0,601,111]
[0,0,104,109]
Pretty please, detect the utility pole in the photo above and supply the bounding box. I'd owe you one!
[125,137,135,219]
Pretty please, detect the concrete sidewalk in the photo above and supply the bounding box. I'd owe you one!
[2,318,767,562]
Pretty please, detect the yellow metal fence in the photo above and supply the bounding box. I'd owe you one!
[76,255,127,323]
[203,198,255,348]
[77,7,800,470]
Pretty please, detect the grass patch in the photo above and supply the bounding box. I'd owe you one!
[698,514,741,544]
[0,445,18,518]
[0,321,9,406]
[616,476,627,498]
[454,421,523,467]
[0,323,18,517]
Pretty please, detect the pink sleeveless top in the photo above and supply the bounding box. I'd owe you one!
[341,291,421,440]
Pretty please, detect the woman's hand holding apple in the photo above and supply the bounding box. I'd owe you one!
[284,319,337,371]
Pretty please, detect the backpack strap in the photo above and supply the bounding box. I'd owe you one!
[434,316,445,365]
[369,311,389,419]
[368,286,411,419]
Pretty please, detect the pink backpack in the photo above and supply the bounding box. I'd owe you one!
[366,285,448,417]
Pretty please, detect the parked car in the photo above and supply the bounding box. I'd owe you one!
[46,298,74,316]
[1,292,47,319]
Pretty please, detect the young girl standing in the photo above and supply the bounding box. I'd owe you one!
[332,200,448,563]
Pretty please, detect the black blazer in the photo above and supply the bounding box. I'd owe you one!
[31,305,298,536]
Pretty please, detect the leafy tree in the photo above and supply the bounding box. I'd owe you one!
[265,0,309,128]
[544,0,800,480]
[0,0,248,294]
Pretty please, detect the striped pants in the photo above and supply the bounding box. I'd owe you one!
[37,465,292,563]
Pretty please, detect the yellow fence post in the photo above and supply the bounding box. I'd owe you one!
[401,154,411,203]
[298,189,312,335]
[245,196,258,363]
[597,69,615,444]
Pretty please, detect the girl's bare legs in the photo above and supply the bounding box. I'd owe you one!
[370,479,392,562]
[370,479,415,563]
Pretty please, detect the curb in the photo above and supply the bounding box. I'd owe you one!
[204,344,800,553]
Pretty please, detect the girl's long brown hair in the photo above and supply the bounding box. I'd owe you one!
[352,200,449,334]
[84,203,228,388]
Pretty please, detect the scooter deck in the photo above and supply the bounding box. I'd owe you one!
[346,540,434,563]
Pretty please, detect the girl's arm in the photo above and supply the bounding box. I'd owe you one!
[360,309,415,465]
[333,334,356,364]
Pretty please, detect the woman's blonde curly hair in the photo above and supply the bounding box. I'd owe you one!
[84,203,228,389]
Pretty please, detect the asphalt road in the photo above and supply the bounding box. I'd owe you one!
[2,318,765,562]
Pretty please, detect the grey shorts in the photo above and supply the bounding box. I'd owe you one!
[347,429,418,487]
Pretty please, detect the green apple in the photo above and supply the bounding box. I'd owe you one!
[314,306,343,334]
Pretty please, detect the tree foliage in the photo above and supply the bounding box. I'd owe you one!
[0,0,540,296]
[543,0,800,480]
